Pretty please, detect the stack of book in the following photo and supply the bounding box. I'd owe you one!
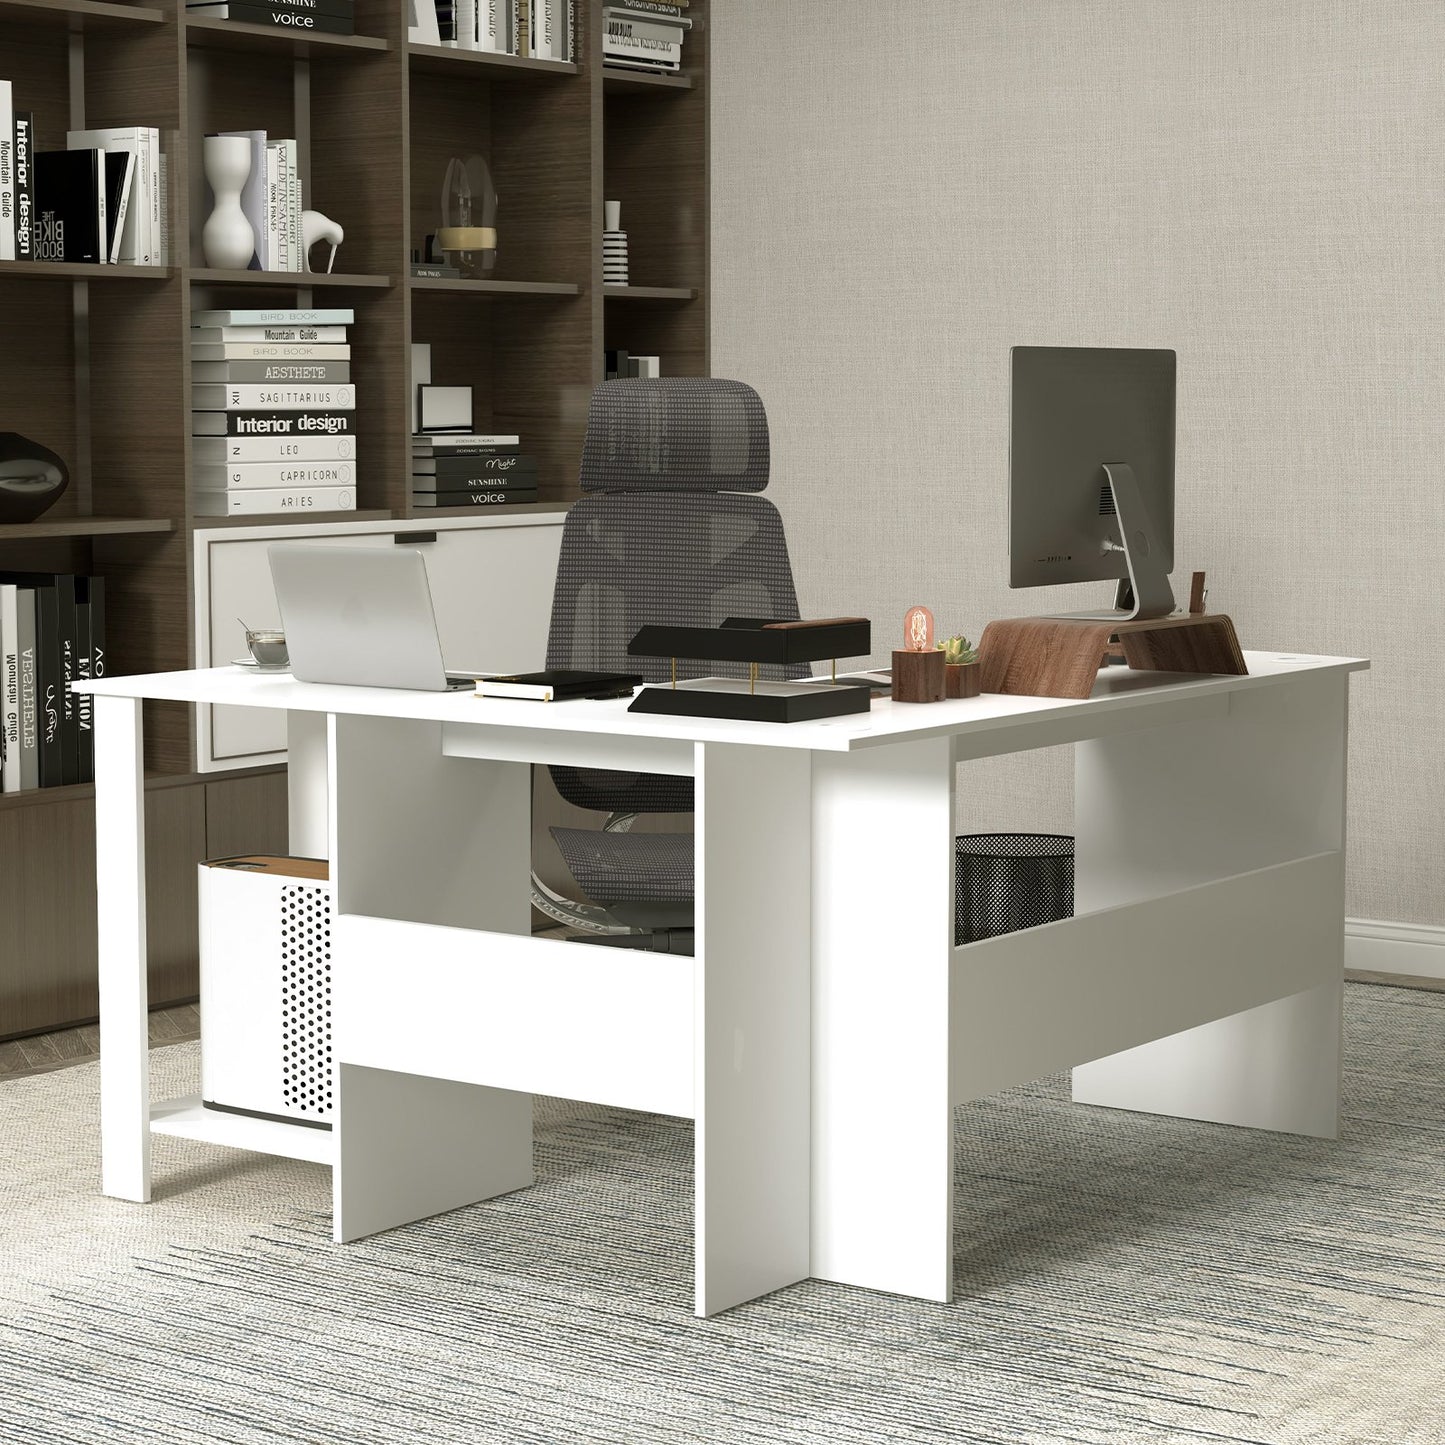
[412,433,537,509]
[210,130,307,272]
[192,306,358,518]
[0,573,105,792]
[185,0,356,38]
[413,0,573,60]
[0,80,165,265]
[603,0,690,74]
[605,349,660,380]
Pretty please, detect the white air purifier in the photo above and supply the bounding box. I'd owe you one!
[199,855,333,1129]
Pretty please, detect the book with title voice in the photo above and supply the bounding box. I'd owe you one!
[186,3,357,35]
[413,488,539,507]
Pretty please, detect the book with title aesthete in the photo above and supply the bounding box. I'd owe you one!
[192,361,352,384]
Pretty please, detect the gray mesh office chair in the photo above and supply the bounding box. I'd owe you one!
[534,377,808,952]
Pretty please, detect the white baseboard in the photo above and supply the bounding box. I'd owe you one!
[1345,918,1445,981]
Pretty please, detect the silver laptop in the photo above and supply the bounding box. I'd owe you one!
[268,543,475,691]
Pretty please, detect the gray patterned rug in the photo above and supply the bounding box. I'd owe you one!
[2,983,1443,1445]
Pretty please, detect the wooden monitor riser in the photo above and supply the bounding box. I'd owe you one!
[978,614,1247,699]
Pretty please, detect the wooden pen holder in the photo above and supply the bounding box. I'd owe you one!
[892,649,945,703]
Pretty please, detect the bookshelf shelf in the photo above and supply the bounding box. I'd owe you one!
[406,43,578,79]
[603,67,692,93]
[0,517,175,542]
[0,0,164,30]
[0,261,171,283]
[187,268,395,290]
[407,277,581,297]
[604,285,697,301]
[0,0,708,1039]
[407,502,570,521]
[182,16,391,57]
[192,510,394,530]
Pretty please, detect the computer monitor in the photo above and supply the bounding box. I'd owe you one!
[1008,345,1177,621]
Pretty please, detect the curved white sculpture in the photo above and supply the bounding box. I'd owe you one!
[201,135,256,270]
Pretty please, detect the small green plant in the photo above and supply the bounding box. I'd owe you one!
[937,634,978,666]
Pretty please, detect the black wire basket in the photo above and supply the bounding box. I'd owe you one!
[954,834,1075,946]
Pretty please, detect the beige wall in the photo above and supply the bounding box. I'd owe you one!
[711,0,1445,924]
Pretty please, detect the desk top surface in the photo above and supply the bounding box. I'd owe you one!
[75,652,1366,754]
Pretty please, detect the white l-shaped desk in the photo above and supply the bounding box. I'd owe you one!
[78,650,1366,1316]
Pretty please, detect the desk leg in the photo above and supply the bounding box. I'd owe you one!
[96,695,150,1202]
[328,713,534,1242]
[286,709,329,857]
[334,1065,532,1244]
[810,737,955,1303]
[693,742,813,1316]
[1071,672,1350,1138]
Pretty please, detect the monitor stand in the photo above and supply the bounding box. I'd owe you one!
[1049,463,1177,622]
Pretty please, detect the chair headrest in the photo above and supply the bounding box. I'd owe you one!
[579,378,770,493]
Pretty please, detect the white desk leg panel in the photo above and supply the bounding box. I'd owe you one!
[287,710,329,858]
[1072,672,1351,1137]
[328,713,533,1243]
[96,695,151,1202]
[693,741,812,1317]
[810,736,955,1303]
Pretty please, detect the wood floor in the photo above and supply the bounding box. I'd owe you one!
[0,1004,201,1080]
[0,970,1440,1083]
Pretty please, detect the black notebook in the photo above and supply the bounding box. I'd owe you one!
[475,670,642,702]
[34,149,105,264]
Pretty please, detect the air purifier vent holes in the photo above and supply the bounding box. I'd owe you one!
[279,884,333,1115]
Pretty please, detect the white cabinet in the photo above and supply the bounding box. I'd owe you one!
[194,510,568,770]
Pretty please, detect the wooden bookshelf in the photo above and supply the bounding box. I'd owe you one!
[0,0,709,1039]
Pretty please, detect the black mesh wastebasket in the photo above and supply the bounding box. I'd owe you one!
[954,834,1074,945]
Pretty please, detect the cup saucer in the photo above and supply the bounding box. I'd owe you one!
[231,657,290,673]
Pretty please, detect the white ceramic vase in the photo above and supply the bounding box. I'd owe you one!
[201,135,256,270]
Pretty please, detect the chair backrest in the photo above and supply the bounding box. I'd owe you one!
[545,378,805,814]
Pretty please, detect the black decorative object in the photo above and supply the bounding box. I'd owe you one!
[0,433,69,523]
[628,615,873,723]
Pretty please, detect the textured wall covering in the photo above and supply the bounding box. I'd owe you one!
[711,0,1445,924]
